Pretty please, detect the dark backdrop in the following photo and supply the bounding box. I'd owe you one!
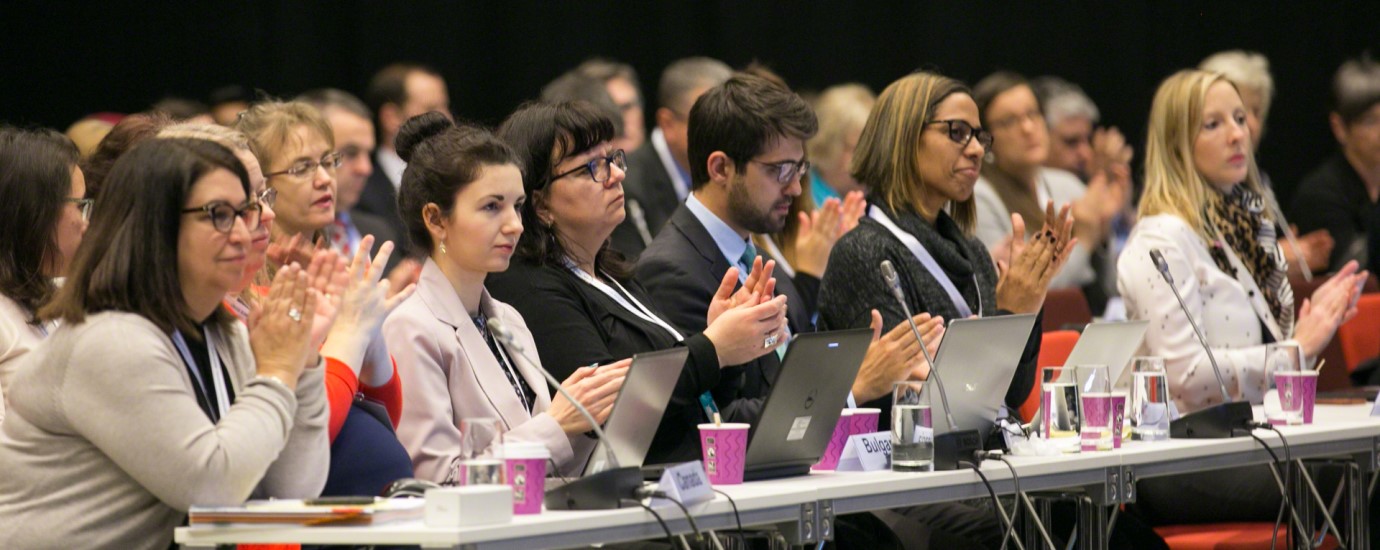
[3,1,1378,204]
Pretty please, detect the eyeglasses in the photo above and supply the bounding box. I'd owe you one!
[182,199,263,233]
[927,119,994,149]
[751,158,811,185]
[255,186,278,208]
[550,149,627,185]
[266,152,343,179]
[65,197,94,222]
[989,109,1043,132]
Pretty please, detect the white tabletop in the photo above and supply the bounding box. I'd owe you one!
[177,404,1380,549]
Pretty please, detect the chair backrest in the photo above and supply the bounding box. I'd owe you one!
[1338,293,1380,373]
[1019,330,1082,422]
[1041,287,1093,333]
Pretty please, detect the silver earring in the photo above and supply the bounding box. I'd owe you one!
[440,242,447,255]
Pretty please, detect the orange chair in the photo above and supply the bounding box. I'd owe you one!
[1019,330,1081,422]
[1155,523,1337,550]
[1337,293,1380,373]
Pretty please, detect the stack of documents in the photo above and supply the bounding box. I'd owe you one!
[190,498,425,526]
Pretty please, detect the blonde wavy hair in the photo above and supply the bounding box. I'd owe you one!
[1139,69,1266,238]
[851,72,976,233]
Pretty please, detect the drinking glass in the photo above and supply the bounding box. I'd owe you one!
[457,418,506,485]
[891,381,933,471]
[1267,343,1306,425]
[1039,366,1081,453]
[1129,357,1170,441]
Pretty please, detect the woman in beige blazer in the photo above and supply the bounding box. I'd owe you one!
[0,138,330,549]
[1118,70,1365,526]
[383,113,627,484]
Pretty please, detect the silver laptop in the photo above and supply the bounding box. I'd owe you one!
[583,347,689,475]
[1063,320,1150,390]
[931,314,1039,436]
[741,328,874,480]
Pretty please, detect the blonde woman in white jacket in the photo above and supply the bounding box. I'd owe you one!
[1118,69,1365,526]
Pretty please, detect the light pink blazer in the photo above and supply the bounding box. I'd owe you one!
[384,259,591,483]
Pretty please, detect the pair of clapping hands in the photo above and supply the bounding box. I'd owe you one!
[249,234,416,390]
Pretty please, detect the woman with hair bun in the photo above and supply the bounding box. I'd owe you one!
[383,112,628,482]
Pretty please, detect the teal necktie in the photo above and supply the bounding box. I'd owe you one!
[738,241,788,359]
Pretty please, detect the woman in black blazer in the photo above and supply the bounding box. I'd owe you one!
[487,101,788,464]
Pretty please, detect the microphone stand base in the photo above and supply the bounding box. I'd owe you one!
[1170,401,1253,439]
[932,429,983,471]
[544,466,644,510]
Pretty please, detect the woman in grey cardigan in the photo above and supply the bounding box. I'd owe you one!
[0,138,331,549]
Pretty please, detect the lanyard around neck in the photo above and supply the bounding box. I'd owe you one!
[563,258,684,342]
[869,207,979,318]
[172,327,231,422]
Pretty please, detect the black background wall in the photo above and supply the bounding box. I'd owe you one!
[3,1,1378,205]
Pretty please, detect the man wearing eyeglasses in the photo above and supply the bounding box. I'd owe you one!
[611,57,734,259]
[636,74,932,473]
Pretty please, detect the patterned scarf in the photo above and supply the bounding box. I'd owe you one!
[1204,185,1294,333]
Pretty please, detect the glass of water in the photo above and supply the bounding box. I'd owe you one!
[1129,357,1170,441]
[1266,343,1306,425]
[891,381,933,472]
[1039,366,1081,453]
[1076,365,1113,452]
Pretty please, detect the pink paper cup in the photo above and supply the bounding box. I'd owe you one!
[699,423,750,485]
[847,408,881,435]
[1110,393,1127,449]
[1080,393,1113,452]
[1274,372,1318,425]
[813,412,852,471]
[502,442,549,515]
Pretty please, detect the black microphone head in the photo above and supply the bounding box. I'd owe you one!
[1148,249,1173,284]
[880,260,899,286]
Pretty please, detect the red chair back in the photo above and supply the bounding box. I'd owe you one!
[1338,293,1380,373]
[1019,330,1081,422]
[1042,288,1093,332]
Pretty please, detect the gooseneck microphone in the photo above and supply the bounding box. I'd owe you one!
[880,260,981,470]
[1149,249,1230,403]
[488,319,643,509]
[881,260,958,431]
[1146,249,1252,438]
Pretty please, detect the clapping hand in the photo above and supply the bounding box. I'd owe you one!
[319,235,418,379]
[995,201,1077,314]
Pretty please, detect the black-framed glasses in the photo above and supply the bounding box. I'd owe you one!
[927,119,994,149]
[751,159,811,185]
[65,197,94,222]
[181,199,263,233]
[549,149,627,185]
[255,187,278,208]
[266,152,343,179]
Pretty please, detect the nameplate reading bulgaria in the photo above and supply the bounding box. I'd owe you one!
[836,431,892,472]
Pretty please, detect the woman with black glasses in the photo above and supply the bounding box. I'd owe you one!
[816,70,1077,550]
[486,100,788,464]
[0,138,329,547]
[0,127,87,425]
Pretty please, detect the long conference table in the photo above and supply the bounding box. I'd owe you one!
[177,404,1380,549]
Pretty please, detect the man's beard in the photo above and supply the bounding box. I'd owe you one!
[727,176,788,234]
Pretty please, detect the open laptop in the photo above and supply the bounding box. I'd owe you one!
[930,314,1039,437]
[740,328,874,481]
[583,347,690,475]
[1063,320,1150,390]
